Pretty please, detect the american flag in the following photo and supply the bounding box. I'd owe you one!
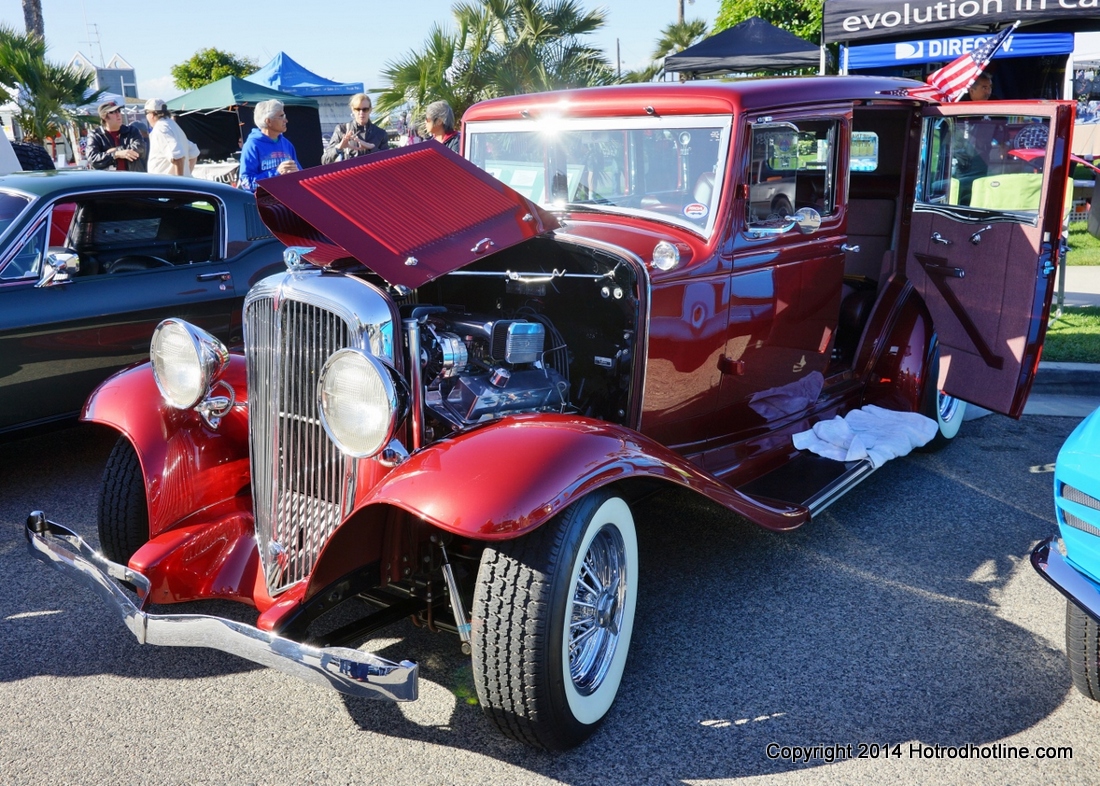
[912,21,1019,102]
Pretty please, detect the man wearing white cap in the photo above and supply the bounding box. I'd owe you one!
[144,98,197,176]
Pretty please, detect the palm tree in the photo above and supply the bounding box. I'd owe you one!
[0,26,99,142]
[376,0,614,124]
[22,0,43,39]
[653,18,708,81]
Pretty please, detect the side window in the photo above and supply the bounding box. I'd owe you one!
[918,114,1051,216]
[746,119,840,226]
[67,194,220,275]
[0,220,48,281]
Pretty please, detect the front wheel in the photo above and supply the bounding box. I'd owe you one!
[471,490,638,750]
[97,436,149,564]
[1067,599,1100,701]
[919,345,966,451]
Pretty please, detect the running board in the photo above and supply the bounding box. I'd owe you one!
[739,453,877,518]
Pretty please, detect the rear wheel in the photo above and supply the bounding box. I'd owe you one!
[919,344,966,451]
[471,490,637,750]
[1067,599,1100,701]
[97,437,149,564]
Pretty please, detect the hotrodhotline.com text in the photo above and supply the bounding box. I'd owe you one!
[765,742,1073,764]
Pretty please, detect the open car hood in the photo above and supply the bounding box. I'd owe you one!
[255,142,559,289]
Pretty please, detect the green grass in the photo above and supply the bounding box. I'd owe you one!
[1067,223,1100,266]
[1044,306,1100,363]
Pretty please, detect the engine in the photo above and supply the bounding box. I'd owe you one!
[417,308,572,429]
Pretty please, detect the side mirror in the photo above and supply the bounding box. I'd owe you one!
[746,206,822,239]
[792,207,821,234]
[35,250,80,288]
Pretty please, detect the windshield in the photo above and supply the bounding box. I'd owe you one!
[466,116,732,237]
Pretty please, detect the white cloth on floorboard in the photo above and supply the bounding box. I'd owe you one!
[792,405,939,468]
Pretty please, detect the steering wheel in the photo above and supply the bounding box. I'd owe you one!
[106,255,174,274]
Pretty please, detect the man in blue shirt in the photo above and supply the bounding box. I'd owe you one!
[239,99,300,191]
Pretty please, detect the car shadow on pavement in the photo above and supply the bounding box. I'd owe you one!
[333,415,1082,781]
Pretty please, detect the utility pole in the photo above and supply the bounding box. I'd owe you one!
[678,0,684,24]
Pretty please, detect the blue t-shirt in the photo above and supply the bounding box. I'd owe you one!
[239,128,300,192]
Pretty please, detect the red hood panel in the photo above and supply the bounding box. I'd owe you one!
[255,143,558,288]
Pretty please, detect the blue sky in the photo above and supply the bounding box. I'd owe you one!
[0,0,722,99]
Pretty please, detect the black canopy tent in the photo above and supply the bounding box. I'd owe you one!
[664,16,820,77]
[166,77,323,168]
[824,0,1100,44]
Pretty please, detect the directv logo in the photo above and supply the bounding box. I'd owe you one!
[895,41,924,59]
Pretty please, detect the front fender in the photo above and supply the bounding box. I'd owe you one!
[81,355,252,538]
[358,413,806,540]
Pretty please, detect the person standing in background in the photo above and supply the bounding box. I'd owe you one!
[423,101,460,152]
[238,99,300,191]
[144,98,195,176]
[322,94,389,164]
[87,99,145,171]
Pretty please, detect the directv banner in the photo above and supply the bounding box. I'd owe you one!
[844,31,1073,68]
[824,0,1100,44]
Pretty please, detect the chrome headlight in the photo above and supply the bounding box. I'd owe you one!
[651,240,680,271]
[150,319,229,409]
[318,348,406,458]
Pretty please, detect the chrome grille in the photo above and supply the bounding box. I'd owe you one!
[246,293,354,595]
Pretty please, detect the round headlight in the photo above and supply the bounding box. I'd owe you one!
[651,240,680,271]
[150,319,228,409]
[318,349,404,458]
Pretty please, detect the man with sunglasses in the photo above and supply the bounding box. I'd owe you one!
[87,99,146,172]
[321,93,389,164]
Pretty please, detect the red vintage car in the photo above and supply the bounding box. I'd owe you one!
[26,76,1073,749]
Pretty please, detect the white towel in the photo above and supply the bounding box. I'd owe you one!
[792,405,939,468]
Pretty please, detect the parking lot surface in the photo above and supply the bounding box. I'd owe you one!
[2,412,1098,785]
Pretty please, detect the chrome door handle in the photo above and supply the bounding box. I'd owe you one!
[970,224,993,245]
[197,271,231,282]
[841,244,860,253]
[931,232,952,245]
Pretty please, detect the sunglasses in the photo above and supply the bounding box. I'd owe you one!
[353,107,371,113]
[107,109,121,115]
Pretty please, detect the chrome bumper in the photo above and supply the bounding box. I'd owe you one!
[25,511,418,701]
[1031,537,1100,625]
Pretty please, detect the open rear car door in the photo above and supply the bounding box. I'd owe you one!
[908,100,1075,417]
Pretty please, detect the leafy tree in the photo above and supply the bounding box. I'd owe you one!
[171,48,259,91]
[0,25,98,142]
[714,0,823,43]
[376,0,615,124]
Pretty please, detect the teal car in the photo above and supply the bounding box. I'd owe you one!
[1032,405,1100,700]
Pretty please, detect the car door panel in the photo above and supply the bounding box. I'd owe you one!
[0,191,239,433]
[909,101,1074,418]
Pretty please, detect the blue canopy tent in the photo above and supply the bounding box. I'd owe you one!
[247,53,364,137]
[246,52,363,97]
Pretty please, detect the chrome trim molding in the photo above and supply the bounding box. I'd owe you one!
[1031,538,1100,625]
[25,513,418,701]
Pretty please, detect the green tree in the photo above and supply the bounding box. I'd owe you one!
[652,18,708,80]
[170,48,259,91]
[376,0,615,124]
[714,0,823,43]
[0,26,98,142]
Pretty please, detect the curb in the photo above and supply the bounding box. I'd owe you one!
[1034,362,1100,396]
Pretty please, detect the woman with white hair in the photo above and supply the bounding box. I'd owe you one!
[239,99,300,191]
